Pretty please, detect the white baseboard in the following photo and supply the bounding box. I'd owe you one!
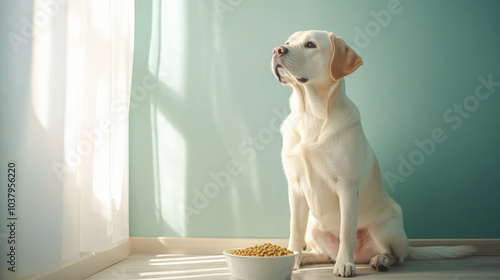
[131,237,500,256]
[27,239,131,280]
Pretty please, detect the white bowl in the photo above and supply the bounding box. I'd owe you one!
[223,248,298,280]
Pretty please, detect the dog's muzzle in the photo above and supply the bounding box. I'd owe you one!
[272,46,288,83]
[272,46,308,84]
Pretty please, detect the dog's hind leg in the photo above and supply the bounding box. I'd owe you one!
[367,204,409,272]
[301,251,332,265]
[305,216,340,262]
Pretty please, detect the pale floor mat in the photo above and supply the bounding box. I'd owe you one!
[85,254,500,280]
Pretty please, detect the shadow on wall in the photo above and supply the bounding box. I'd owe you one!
[129,0,187,237]
[129,0,288,238]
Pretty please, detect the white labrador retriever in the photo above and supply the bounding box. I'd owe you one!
[271,30,475,277]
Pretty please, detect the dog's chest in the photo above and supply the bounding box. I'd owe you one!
[295,114,323,142]
[282,114,334,182]
[281,114,344,225]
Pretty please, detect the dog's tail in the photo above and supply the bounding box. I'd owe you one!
[408,245,476,260]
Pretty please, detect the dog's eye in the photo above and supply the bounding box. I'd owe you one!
[285,42,289,45]
[305,41,316,48]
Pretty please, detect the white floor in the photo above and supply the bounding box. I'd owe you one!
[85,254,500,280]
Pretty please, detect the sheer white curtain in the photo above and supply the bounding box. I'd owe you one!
[0,0,133,279]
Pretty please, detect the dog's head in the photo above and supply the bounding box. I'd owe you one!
[272,30,362,86]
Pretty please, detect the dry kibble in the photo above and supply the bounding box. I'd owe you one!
[229,243,294,257]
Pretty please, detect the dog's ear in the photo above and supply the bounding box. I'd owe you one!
[330,34,363,81]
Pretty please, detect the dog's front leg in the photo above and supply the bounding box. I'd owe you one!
[288,185,309,269]
[334,184,358,277]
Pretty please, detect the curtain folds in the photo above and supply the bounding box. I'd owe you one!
[0,0,133,279]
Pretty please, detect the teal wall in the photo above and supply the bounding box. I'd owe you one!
[129,0,500,239]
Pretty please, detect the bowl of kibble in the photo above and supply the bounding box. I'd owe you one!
[223,243,298,280]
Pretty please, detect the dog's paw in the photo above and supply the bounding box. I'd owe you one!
[369,255,391,272]
[333,261,356,277]
[301,251,332,265]
[294,252,302,270]
[301,251,319,265]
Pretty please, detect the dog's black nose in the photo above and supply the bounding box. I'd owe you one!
[273,46,288,56]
